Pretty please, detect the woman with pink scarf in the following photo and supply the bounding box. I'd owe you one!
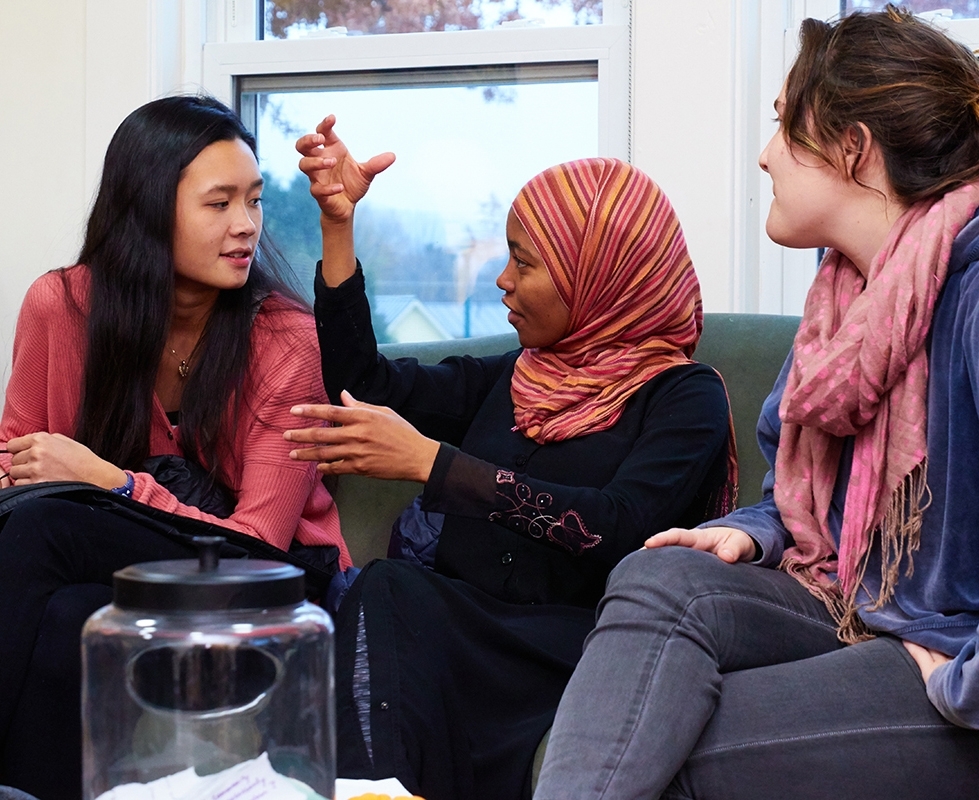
[535,7,979,799]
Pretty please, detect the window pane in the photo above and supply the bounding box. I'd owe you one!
[242,68,598,341]
[843,1,979,18]
[263,0,603,39]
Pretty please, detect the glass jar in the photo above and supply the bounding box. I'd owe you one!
[81,537,334,799]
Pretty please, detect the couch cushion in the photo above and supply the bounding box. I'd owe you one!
[696,313,799,506]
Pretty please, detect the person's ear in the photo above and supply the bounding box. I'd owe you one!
[844,122,891,179]
[843,122,900,207]
[840,123,870,173]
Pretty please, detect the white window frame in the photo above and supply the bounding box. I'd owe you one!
[926,16,979,47]
[742,0,839,316]
[201,2,632,161]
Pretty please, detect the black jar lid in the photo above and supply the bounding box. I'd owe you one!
[113,536,305,611]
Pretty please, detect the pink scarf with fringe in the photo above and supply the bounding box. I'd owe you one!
[776,182,979,629]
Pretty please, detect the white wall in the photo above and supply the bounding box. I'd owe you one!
[631,0,743,312]
[0,2,88,390]
[0,0,788,393]
[0,0,196,394]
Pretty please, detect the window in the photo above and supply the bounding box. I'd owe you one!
[204,1,629,340]
[242,64,598,341]
[262,0,603,39]
[839,2,979,49]
[843,1,979,17]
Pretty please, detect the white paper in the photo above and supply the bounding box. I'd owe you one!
[335,777,412,800]
[95,753,313,800]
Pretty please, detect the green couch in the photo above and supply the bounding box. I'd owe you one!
[333,313,801,567]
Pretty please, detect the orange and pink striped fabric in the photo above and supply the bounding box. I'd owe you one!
[509,158,703,444]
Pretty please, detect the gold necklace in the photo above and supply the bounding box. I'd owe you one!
[169,348,190,379]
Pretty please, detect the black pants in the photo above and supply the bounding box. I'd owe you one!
[336,558,596,800]
[0,498,196,800]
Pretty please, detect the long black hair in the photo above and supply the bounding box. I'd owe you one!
[71,94,305,485]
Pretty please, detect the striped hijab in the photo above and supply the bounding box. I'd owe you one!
[509,158,704,444]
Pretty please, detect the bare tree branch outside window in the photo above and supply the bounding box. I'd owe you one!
[843,1,979,18]
[265,0,602,39]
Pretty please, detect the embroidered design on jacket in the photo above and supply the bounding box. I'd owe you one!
[490,470,601,554]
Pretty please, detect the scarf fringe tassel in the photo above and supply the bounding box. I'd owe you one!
[781,461,930,645]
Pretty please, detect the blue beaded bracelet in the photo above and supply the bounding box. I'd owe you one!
[110,472,134,498]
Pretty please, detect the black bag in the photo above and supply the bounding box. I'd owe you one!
[0,481,340,601]
[141,454,237,518]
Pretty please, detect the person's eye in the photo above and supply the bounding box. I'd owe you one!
[209,200,229,209]
[250,197,263,207]
[515,258,530,269]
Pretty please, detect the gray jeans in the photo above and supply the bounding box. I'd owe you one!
[534,547,979,800]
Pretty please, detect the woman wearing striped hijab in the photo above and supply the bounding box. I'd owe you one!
[288,131,735,800]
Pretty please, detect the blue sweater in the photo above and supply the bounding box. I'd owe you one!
[715,214,979,729]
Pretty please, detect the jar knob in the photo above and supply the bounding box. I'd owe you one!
[192,535,225,572]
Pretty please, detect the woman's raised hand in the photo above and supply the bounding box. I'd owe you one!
[296,114,396,225]
[5,432,128,490]
[644,526,758,564]
[285,390,441,484]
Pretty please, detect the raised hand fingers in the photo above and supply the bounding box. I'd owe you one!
[297,146,341,189]
[297,150,338,172]
[295,131,325,157]
[315,114,338,138]
[298,153,338,171]
[294,115,339,153]
[363,151,397,179]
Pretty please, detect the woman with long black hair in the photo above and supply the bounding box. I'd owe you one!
[0,94,349,798]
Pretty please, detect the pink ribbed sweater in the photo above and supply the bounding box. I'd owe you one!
[0,266,351,568]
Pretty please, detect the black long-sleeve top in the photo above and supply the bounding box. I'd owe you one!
[315,267,731,608]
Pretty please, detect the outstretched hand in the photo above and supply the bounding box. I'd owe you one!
[285,390,440,483]
[5,432,127,490]
[296,115,396,225]
[644,526,758,564]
